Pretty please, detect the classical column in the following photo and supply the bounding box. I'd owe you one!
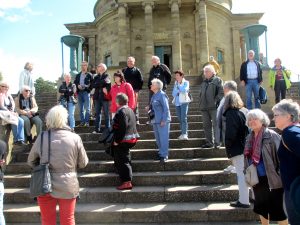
[196,0,209,69]
[170,0,182,71]
[88,35,96,67]
[143,1,154,73]
[194,9,201,73]
[118,3,128,66]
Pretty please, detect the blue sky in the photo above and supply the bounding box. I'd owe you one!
[0,0,299,93]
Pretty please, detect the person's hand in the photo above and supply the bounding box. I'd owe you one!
[259,82,263,85]
[103,88,108,95]
[240,81,245,87]
[113,141,118,146]
[145,106,149,111]
[78,85,83,90]
[0,159,5,166]
[27,111,33,118]
[160,121,166,127]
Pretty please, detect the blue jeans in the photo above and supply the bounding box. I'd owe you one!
[78,91,90,123]
[11,117,25,142]
[67,102,75,129]
[94,99,110,132]
[246,79,260,109]
[0,182,5,225]
[152,122,170,158]
[175,103,189,135]
[285,189,300,225]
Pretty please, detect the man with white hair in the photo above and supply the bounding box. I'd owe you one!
[19,62,35,96]
[240,50,263,109]
[199,65,223,149]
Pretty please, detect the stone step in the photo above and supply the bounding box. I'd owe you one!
[6,223,263,225]
[4,202,256,224]
[5,184,240,204]
[6,158,230,174]
[16,147,227,162]
[4,170,236,188]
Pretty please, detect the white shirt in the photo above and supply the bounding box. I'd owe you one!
[247,61,258,79]
[19,70,35,95]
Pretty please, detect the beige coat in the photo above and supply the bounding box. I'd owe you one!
[28,128,89,199]
[14,95,38,115]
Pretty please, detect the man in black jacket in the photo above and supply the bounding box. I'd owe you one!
[240,50,262,109]
[122,56,143,124]
[74,61,93,126]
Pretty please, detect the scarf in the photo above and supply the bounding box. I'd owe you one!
[244,127,265,165]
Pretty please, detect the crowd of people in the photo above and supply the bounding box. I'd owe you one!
[0,50,299,225]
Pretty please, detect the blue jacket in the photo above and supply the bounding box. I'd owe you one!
[150,90,171,124]
[172,79,190,106]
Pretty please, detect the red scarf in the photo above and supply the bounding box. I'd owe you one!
[244,127,265,165]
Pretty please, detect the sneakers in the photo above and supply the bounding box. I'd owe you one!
[159,157,168,163]
[178,134,188,140]
[223,165,236,173]
[201,143,213,148]
[117,181,133,190]
[92,131,100,134]
[230,200,250,208]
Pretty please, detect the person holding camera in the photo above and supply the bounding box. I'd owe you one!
[58,73,77,131]
[15,85,43,144]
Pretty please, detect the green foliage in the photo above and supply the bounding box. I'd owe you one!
[35,77,57,94]
[0,71,3,82]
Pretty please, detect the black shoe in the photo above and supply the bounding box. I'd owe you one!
[14,141,27,146]
[159,157,168,163]
[77,122,85,127]
[214,144,220,149]
[201,143,213,148]
[230,200,250,208]
[27,135,33,144]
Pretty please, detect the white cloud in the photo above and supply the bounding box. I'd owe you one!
[0,0,31,9]
[5,14,24,22]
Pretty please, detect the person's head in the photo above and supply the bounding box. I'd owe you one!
[223,80,237,95]
[247,50,255,61]
[174,70,184,83]
[203,64,216,79]
[0,81,9,94]
[21,85,31,98]
[46,105,69,129]
[81,61,88,73]
[223,91,244,111]
[97,63,107,74]
[151,56,160,67]
[274,58,282,67]
[272,99,300,130]
[150,78,163,93]
[24,62,33,72]
[209,56,214,62]
[114,70,126,84]
[127,56,135,68]
[64,73,71,83]
[246,109,270,132]
[116,93,128,108]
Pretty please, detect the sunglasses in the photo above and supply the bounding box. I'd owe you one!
[24,90,31,92]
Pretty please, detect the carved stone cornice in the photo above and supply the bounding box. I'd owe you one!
[142,1,154,10]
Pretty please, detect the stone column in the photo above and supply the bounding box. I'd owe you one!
[118,3,128,66]
[231,28,242,79]
[194,9,201,73]
[240,36,246,62]
[143,1,154,73]
[170,0,182,71]
[88,35,96,67]
[196,0,209,69]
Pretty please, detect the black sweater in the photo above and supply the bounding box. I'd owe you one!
[122,67,144,91]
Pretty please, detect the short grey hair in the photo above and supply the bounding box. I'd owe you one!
[98,63,107,71]
[116,93,128,106]
[151,78,163,91]
[46,105,68,129]
[223,81,237,92]
[21,85,31,92]
[63,73,71,78]
[248,50,255,56]
[152,56,160,63]
[203,64,216,74]
[246,109,270,127]
[272,99,300,123]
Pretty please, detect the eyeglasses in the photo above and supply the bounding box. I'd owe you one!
[0,86,8,88]
[24,90,31,92]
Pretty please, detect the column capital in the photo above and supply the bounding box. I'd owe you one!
[142,1,154,10]
[169,0,181,8]
[118,3,128,13]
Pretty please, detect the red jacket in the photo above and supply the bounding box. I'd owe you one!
[109,82,136,113]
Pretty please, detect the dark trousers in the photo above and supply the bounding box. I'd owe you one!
[274,80,286,103]
[113,143,134,182]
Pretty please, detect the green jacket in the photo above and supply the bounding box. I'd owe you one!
[269,66,291,89]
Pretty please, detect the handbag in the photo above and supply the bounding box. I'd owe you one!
[147,104,155,120]
[244,164,259,187]
[29,130,52,198]
[98,128,115,157]
[179,92,192,104]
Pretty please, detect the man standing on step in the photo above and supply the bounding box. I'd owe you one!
[74,61,93,127]
[240,50,263,109]
[122,56,144,125]
[199,64,223,149]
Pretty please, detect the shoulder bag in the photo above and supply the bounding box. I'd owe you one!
[29,130,52,198]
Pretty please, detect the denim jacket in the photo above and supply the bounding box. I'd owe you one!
[172,78,189,106]
[150,90,171,124]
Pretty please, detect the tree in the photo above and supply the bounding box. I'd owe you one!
[34,77,57,94]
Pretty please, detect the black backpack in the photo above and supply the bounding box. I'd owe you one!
[259,86,268,104]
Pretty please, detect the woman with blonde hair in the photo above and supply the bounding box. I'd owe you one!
[28,105,89,225]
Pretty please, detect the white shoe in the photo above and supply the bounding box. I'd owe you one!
[178,134,183,139]
[181,134,188,140]
[92,131,98,134]
[223,165,235,173]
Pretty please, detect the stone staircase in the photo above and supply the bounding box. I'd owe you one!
[4,84,262,224]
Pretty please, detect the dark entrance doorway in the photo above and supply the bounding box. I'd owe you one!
[154,46,172,70]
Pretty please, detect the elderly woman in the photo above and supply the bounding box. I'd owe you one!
[172,70,190,140]
[19,62,35,96]
[58,73,77,130]
[223,91,249,208]
[0,81,26,146]
[15,85,43,143]
[272,99,300,225]
[245,109,288,225]
[149,78,171,163]
[269,58,291,103]
[27,105,89,225]
[112,93,139,190]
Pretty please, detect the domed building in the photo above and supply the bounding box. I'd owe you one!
[65,0,263,80]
